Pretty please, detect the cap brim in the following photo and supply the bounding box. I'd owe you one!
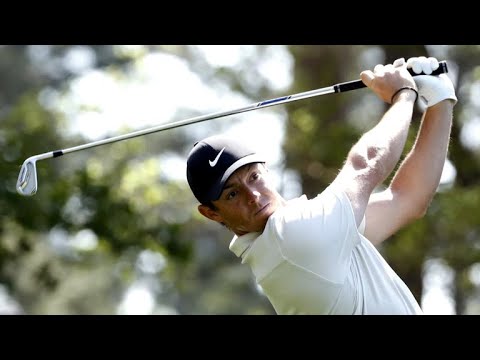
[206,154,266,202]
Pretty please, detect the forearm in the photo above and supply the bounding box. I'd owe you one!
[351,90,416,185]
[389,100,454,213]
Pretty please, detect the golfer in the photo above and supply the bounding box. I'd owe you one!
[186,56,457,314]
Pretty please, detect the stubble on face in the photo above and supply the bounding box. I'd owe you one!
[212,163,286,236]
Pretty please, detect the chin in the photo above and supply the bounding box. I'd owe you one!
[256,213,272,232]
[263,202,278,218]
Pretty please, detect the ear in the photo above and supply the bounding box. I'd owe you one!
[198,204,224,224]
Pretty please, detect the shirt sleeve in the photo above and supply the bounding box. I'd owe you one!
[358,215,366,235]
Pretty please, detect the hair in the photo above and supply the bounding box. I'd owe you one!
[203,201,218,211]
[201,201,227,229]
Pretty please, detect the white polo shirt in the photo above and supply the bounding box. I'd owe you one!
[229,184,423,315]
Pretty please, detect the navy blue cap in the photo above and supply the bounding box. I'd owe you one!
[186,135,265,204]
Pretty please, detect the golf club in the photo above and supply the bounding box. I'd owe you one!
[16,61,449,196]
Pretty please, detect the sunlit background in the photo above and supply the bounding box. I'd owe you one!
[2,45,480,315]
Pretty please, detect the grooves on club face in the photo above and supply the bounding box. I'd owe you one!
[16,161,37,196]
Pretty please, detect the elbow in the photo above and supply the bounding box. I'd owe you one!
[387,183,435,224]
[411,206,428,220]
[397,191,434,221]
[349,145,388,183]
[366,145,385,163]
[409,188,437,220]
[411,198,433,220]
[351,144,385,167]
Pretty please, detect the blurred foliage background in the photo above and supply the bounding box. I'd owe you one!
[1,45,479,315]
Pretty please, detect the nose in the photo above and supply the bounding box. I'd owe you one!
[246,187,261,205]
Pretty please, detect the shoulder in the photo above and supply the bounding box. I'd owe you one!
[269,185,355,236]
[275,185,350,216]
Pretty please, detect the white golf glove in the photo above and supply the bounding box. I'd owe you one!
[407,56,457,107]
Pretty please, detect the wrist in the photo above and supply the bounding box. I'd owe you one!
[391,87,418,104]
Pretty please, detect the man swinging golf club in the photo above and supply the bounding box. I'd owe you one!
[186,56,457,315]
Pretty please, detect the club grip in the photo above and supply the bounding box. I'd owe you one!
[334,60,448,93]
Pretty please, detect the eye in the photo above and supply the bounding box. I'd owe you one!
[226,190,237,200]
[252,172,260,181]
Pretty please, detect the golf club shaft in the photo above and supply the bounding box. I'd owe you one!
[40,87,335,160]
[25,61,449,161]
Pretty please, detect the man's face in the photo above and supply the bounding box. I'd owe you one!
[201,163,285,236]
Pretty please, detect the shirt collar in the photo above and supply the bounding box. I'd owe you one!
[229,231,261,258]
[228,195,308,258]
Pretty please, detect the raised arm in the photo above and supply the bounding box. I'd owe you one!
[364,57,457,245]
[331,58,418,226]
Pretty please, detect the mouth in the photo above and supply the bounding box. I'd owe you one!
[255,203,270,216]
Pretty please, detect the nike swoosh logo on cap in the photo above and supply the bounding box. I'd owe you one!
[209,147,226,167]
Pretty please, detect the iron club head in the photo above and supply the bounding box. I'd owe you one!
[16,157,38,196]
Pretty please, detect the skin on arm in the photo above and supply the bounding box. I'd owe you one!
[331,61,418,227]
[363,100,455,245]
